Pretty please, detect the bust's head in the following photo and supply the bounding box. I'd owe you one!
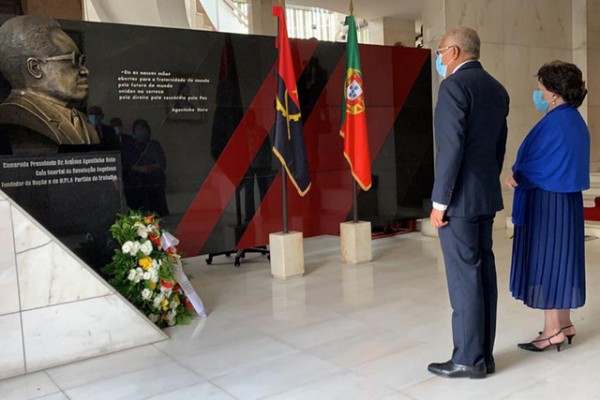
[0,15,89,106]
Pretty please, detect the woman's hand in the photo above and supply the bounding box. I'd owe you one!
[504,175,518,189]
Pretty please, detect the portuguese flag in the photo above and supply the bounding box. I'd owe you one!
[340,14,371,191]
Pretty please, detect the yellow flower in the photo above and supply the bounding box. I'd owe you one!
[149,281,156,290]
[161,298,169,311]
[139,257,152,270]
[173,295,180,305]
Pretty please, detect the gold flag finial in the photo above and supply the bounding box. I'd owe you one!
[349,0,354,15]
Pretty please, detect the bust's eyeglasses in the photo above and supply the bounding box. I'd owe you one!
[42,51,86,68]
[435,45,455,57]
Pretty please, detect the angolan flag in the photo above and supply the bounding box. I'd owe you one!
[272,4,311,196]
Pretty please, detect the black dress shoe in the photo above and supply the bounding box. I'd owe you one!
[485,356,495,374]
[427,360,486,379]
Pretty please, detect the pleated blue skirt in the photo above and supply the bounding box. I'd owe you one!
[510,188,586,309]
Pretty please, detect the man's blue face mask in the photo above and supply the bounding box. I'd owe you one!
[435,45,454,79]
[88,114,101,126]
[435,54,447,78]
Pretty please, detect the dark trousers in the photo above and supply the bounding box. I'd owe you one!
[438,214,498,367]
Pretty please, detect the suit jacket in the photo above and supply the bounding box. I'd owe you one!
[0,90,100,146]
[431,61,509,217]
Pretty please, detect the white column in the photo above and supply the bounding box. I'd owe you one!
[382,16,416,47]
[248,0,277,36]
[583,0,600,171]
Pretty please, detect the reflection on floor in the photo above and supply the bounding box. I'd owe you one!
[2,230,600,400]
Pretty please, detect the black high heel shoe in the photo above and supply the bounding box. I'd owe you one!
[518,331,565,352]
[562,324,576,344]
[538,325,576,344]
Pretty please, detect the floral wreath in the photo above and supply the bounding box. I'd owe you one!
[102,211,194,328]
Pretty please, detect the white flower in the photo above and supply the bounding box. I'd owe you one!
[127,269,136,281]
[160,285,172,296]
[152,259,160,270]
[149,269,159,283]
[131,241,141,255]
[137,226,148,239]
[133,267,144,283]
[140,241,153,256]
[149,314,159,323]
[143,271,151,280]
[121,241,134,254]
[153,293,164,309]
[123,241,141,256]
[141,288,152,300]
[169,300,178,310]
[166,310,177,326]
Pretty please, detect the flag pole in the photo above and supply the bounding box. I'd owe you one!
[353,182,358,223]
[339,0,372,264]
[277,0,288,234]
[349,0,358,224]
[282,166,288,233]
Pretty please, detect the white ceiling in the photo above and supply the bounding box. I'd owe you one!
[288,0,422,20]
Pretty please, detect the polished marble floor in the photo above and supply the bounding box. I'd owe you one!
[3,229,600,400]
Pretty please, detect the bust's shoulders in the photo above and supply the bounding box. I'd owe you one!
[0,91,71,121]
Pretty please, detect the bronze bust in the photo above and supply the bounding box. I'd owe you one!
[0,15,99,154]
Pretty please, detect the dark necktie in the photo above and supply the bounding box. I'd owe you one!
[70,109,90,144]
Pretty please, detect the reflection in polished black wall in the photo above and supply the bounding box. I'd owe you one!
[0,15,434,259]
[67,20,280,256]
[356,53,433,231]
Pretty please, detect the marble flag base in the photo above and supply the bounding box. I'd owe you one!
[269,231,304,280]
[0,190,167,380]
[340,221,372,264]
[420,218,439,238]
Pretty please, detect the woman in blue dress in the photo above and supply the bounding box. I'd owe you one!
[506,61,589,352]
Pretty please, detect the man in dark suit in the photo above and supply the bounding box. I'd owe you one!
[427,27,509,379]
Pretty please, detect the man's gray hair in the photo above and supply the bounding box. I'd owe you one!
[447,26,480,60]
[0,15,62,89]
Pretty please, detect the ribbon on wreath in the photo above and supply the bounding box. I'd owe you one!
[161,232,207,318]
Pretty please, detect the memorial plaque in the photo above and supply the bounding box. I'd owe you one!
[0,151,123,267]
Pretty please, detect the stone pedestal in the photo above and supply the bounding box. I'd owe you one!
[420,218,439,238]
[269,231,304,280]
[340,221,372,264]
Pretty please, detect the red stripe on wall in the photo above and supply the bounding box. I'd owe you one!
[175,39,319,256]
[237,46,430,248]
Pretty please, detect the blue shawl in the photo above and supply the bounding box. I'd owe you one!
[512,104,590,226]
